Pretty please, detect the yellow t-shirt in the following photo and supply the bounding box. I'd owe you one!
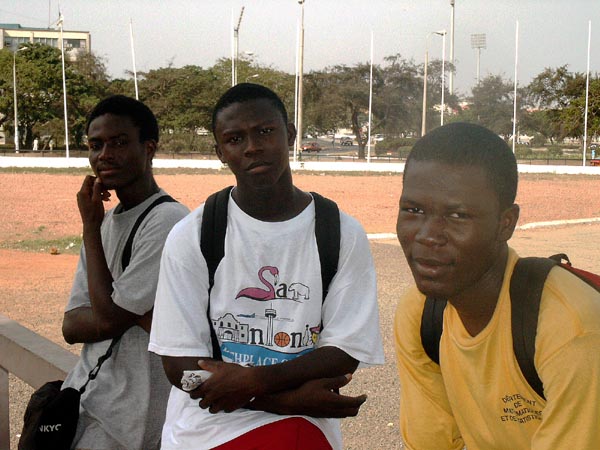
[394,248,600,450]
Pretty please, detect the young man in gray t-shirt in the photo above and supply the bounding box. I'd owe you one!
[61,95,189,450]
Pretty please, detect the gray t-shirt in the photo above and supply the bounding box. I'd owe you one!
[63,189,189,450]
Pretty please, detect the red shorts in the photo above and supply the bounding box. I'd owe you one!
[212,417,333,450]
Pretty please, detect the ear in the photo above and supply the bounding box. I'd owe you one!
[214,143,225,163]
[498,204,520,242]
[287,123,297,147]
[145,139,157,160]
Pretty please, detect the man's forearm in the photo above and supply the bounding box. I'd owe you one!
[192,346,359,414]
[247,374,367,418]
[63,306,111,344]
[82,227,138,336]
[252,345,358,396]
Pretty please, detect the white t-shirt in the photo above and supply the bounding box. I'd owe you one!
[149,192,384,450]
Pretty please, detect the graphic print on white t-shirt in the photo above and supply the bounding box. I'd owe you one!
[211,263,322,367]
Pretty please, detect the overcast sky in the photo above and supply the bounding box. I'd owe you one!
[2,0,600,96]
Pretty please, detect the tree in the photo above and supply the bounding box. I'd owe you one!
[0,44,110,149]
[560,77,600,140]
[377,54,423,137]
[0,44,64,148]
[303,63,381,159]
[457,74,516,137]
[522,66,587,143]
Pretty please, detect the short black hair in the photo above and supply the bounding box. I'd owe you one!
[211,83,289,135]
[85,95,159,142]
[405,122,518,210]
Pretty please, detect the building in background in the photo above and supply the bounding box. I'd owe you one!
[1,23,91,61]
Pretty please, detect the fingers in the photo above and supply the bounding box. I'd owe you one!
[92,177,110,203]
[324,373,353,391]
[198,359,221,371]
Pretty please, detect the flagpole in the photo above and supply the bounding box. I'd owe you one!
[511,20,519,154]
[583,20,591,167]
[367,31,374,164]
[129,18,139,100]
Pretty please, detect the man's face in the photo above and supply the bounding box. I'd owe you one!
[214,98,295,189]
[87,113,155,190]
[396,160,517,300]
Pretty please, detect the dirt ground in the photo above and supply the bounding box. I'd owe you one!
[1,170,599,449]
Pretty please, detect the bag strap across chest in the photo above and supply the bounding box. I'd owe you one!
[200,186,340,360]
[420,254,598,400]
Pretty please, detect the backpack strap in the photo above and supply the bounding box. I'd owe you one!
[421,297,447,364]
[509,257,557,400]
[200,188,340,361]
[121,194,178,271]
[310,192,340,300]
[200,186,233,361]
[81,194,178,393]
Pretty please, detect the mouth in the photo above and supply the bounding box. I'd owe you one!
[97,166,119,177]
[246,161,270,174]
[412,257,452,278]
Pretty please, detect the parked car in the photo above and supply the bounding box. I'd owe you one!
[301,142,322,153]
[339,137,353,146]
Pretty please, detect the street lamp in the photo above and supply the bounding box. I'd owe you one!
[471,33,486,84]
[421,30,446,136]
[12,46,28,153]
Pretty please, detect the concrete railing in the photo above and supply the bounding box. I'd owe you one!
[0,314,77,450]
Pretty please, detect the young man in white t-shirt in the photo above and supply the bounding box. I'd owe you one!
[149,83,384,449]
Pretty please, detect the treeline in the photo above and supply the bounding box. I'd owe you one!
[0,43,598,158]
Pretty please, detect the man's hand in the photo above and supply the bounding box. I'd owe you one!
[190,360,263,413]
[77,175,110,231]
[250,374,367,418]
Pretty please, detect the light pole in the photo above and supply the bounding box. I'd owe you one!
[295,0,305,161]
[421,31,446,136]
[58,12,70,158]
[471,33,486,84]
[12,46,28,153]
[232,6,245,86]
[439,30,447,125]
[449,0,455,95]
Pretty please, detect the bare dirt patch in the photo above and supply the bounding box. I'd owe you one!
[1,170,599,449]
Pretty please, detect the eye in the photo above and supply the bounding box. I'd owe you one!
[260,127,274,135]
[88,141,102,151]
[448,211,469,219]
[113,138,127,148]
[227,136,242,144]
[400,206,424,214]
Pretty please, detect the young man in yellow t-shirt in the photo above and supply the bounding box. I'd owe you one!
[394,122,600,449]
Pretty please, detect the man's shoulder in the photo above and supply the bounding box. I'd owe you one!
[541,265,600,330]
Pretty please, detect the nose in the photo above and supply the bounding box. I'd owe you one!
[415,215,448,246]
[97,142,114,160]
[243,133,262,156]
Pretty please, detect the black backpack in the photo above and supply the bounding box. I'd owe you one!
[421,254,600,400]
[200,186,340,360]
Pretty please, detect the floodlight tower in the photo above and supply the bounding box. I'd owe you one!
[471,33,486,84]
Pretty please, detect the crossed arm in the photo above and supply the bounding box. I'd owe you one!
[161,345,367,418]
